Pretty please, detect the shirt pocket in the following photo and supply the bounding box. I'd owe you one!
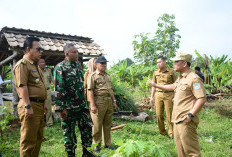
[96,78,106,87]
[30,71,40,84]
[179,84,192,96]
[164,74,172,83]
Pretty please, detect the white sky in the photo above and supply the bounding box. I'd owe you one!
[0,0,231,66]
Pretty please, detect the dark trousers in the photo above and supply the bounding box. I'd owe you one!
[61,108,93,154]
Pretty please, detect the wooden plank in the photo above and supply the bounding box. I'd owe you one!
[0,51,18,66]
[111,124,127,131]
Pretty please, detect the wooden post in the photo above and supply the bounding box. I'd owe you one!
[0,51,18,66]
[11,58,19,117]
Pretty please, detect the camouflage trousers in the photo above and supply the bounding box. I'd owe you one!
[61,107,93,152]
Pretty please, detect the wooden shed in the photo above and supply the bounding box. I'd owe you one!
[0,26,105,66]
[0,26,106,116]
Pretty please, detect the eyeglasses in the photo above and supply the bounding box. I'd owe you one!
[34,47,44,52]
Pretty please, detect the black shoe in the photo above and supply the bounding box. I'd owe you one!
[83,147,99,157]
[104,145,116,150]
[93,146,101,153]
[67,151,75,157]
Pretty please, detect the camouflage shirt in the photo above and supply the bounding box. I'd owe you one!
[54,58,87,111]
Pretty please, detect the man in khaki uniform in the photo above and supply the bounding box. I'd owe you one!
[88,56,117,152]
[149,52,206,157]
[13,36,47,157]
[150,56,177,138]
[38,58,53,127]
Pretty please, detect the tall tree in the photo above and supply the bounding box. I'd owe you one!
[132,13,181,65]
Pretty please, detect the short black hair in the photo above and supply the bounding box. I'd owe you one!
[63,43,75,53]
[195,66,200,71]
[23,36,40,53]
[187,62,191,67]
[157,56,166,61]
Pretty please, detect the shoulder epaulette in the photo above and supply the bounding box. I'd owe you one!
[15,59,26,67]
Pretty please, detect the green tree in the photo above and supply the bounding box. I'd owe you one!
[132,13,181,66]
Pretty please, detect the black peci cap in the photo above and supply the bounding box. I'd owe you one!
[95,56,109,63]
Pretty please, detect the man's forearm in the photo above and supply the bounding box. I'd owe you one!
[150,87,156,98]
[152,83,175,91]
[111,94,115,102]
[88,90,95,107]
[189,97,206,115]
[18,85,30,106]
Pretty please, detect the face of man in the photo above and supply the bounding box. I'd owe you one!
[156,58,166,70]
[173,60,187,72]
[66,46,78,62]
[38,59,46,70]
[28,41,43,62]
[96,62,107,73]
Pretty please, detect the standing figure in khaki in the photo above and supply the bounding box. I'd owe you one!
[84,57,97,108]
[150,56,177,138]
[38,58,53,127]
[149,52,206,157]
[13,36,47,157]
[88,56,117,152]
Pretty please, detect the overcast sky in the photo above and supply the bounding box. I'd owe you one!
[0,0,231,66]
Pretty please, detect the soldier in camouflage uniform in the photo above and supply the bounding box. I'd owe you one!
[54,44,94,157]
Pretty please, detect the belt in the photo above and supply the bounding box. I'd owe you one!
[29,98,45,103]
[95,96,111,100]
[157,91,173,93]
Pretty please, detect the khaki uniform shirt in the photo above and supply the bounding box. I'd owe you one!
[13,56,47,100]
[172,69,206,124]
[87,71,113,97]
[39,67,52,90]
[152,68,177,92]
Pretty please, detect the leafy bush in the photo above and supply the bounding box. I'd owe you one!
[111,76,138,113]
[112,139,172,157]
[0,105,15,138]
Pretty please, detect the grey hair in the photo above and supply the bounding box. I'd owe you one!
[63,43,75,53]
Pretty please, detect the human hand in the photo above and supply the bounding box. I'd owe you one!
[150,97,155,111]
[113,102,117,110]
[184,115,191,123]
[148,78,156,87]
[44,104,48,114]
[25,107,34,119]
[59,109,67,120]
[91,105,98,114]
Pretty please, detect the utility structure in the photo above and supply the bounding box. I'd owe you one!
[0,26,105,116]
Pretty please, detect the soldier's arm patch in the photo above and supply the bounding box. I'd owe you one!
[193,83,201,90]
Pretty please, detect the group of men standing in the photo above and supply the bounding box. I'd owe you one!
[13,36,206,157]
[149,53,206,157]
[13,36,116,157]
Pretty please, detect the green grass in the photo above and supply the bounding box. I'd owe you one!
[0,99,232,157]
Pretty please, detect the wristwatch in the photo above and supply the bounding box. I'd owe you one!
[25,104,31,109]
[113,99,116,102]
[187,113,194,118]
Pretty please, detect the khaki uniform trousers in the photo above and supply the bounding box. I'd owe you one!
[45,90,53,126]
[18,99,44,157]
[174,121,201,157]
[155,92,174,137]
[91,96,113,146]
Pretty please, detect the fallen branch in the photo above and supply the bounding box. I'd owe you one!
[111,124,127,131]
